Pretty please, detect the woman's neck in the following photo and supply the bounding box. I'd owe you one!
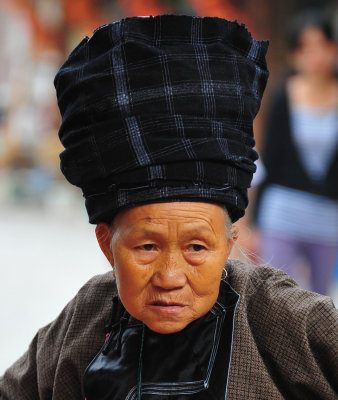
[288,74,338,108]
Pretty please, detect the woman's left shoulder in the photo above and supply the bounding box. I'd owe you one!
[226,260,338,397]
[226,259,336,320]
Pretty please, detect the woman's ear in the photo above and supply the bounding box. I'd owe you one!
[95,223,114,266]
[231,225,239,242]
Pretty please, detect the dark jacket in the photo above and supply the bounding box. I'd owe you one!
[0,260,337,399]
[260,84,338,199]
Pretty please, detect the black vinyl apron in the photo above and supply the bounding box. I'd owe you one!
[84,280,239,400]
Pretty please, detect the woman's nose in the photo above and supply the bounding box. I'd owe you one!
[151,251,187,290]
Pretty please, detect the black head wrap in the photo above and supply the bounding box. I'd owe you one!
[55,15,269,223]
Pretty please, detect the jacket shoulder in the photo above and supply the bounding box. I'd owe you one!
[0,272,117,399]
[76,271,117,303]
[226,258,335,315]
[226,259,338,397]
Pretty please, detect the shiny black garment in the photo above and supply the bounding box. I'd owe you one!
[83,280,239,400]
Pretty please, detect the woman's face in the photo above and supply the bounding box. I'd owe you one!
[292,26,337,76]
[97,202,235,334]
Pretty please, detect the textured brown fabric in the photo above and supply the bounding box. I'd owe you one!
[0,260,337,399]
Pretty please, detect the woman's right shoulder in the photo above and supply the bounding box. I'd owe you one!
[72,271,117,311]
[78,271,117,294]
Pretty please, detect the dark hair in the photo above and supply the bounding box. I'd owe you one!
[286,9,334,51]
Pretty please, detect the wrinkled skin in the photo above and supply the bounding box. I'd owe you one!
[96,202,237,334]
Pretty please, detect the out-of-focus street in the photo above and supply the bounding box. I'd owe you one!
[0,194,110,375]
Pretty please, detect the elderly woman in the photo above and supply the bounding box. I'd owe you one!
[0,15,337,400]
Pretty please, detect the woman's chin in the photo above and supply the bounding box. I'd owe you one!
[144,319,191,334]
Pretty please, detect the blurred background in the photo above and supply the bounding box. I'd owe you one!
[0,0,337,375]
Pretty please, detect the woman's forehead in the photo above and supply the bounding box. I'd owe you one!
[114,202,226,230]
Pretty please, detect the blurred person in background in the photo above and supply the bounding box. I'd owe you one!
[255,9,338,295]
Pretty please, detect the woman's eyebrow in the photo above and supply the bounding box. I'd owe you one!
[124,224,215,238]
[180,226,215,238]
[124,227,165,238]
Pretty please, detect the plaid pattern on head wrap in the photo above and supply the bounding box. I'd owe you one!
[55,15,269,223]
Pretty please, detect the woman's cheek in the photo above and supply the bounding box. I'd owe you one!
[133,251,158,264]
[184,253,207,265]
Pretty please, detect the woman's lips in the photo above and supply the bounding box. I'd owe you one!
[151,301,184,306]
[148,300,186,313]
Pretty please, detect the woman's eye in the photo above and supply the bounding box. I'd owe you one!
[189,244,205,252]
[140,244,155,251]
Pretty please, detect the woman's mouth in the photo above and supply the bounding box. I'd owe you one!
[151,301,183,306]
[148,300,186,313]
